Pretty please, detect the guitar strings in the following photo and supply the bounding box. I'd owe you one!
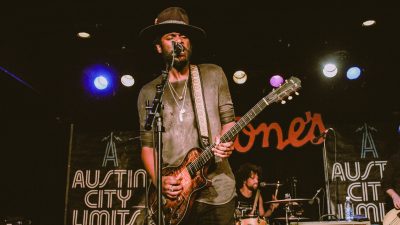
[388,212,400,225]
[389,217,400,225]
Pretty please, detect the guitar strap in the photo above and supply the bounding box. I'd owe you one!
[190,64,212,148]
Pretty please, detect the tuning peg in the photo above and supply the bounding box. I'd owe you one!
[295,92,299,95]
[288,96,293,100]
[281,100,286,104]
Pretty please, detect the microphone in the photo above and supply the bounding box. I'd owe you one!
[172,41,184,56]
[259,182,283,188]
[312,128,331,142]
[260,182,267,188]
[308,187,323,204]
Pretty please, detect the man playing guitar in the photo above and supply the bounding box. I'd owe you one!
[138,6,237,225]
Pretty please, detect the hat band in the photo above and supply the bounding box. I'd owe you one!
[157,20,188,25]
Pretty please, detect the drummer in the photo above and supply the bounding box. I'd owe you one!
[235,163,279,218]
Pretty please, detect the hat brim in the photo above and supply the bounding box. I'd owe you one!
[139,23,206,42]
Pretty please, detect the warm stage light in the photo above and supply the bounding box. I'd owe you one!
[121,75,135,87]
[233,70,247,84]
[77,32,91,38]
[323,63,338,78]
[362,20,376,27]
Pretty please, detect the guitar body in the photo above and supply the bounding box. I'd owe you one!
[148,147,210,225]
[383,208,400,225]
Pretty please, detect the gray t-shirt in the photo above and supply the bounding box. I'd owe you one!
[138,63,236,205]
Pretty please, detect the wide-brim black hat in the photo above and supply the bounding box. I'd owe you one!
[139,7,206,41]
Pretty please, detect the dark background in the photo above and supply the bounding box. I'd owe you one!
[1,0,399,224]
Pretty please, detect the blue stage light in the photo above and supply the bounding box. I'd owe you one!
[82,64,117,96]
[94,75,109,90]
[346,66,361,80]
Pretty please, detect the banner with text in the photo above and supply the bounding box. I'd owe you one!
[326,122,395,224]
[64,127,147,225]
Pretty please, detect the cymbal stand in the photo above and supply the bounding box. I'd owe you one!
[284,203,293,225]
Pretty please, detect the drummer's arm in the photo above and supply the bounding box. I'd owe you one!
[263,194,279,218]
[263,206,274,218]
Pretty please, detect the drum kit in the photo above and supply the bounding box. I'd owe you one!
[235,182,313,225]
[267,198,311,225]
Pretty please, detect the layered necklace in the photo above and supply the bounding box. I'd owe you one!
[167,78,189,122]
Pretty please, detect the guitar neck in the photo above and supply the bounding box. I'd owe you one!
[188,96,274,174]
[186,76,301,176]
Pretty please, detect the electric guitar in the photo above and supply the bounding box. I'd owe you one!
[383,208,400,225]
[148,76,302,225]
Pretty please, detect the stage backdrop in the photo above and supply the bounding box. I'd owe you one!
[325,122,398,224]
[64,111,398,225]
[64,125,147,225]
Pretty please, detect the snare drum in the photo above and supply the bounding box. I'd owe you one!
[236,216,268,225]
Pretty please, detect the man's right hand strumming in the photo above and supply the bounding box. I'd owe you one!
[163,176,183,199]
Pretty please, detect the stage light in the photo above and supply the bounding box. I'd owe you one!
[362,20,376,27]
[94,76,108,90]
[346,66,362,80]
[322,63,338,78]
[121,74,135,87]
[77,32,91,38]
[82,63,117,96]
[233,70,247,84]
[270,75,284,88]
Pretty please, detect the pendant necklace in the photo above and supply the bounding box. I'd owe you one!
[168,78,188,122]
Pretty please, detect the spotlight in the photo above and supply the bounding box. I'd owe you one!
[346,66,362,80]
[270,75,284,88]
[94,75,109,90]
[322,63,338,78]
[82,63,117,96]
[77,32,91,39]
[233,70,247,84]
[362,20,376,27]
[121,74,135,87]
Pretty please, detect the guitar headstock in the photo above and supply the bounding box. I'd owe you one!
[267,76,302,104]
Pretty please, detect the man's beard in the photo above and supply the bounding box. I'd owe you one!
[248,183,259,191]
[162,48,191,71]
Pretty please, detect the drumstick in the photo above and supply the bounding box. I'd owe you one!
[266,181,280,213]
[250,189,260,216]
[274,181,280,198]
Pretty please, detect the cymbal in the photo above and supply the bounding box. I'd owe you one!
[265,198,311,204]
[273,216,310,221]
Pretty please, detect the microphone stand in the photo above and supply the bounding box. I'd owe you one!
[144,70,168,225]
[316,197,321,220]
[144,46,178,225]
[320,128,338,220]
[322,135,332,216]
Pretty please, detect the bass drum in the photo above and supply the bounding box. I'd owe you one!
[236,216,268,225]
